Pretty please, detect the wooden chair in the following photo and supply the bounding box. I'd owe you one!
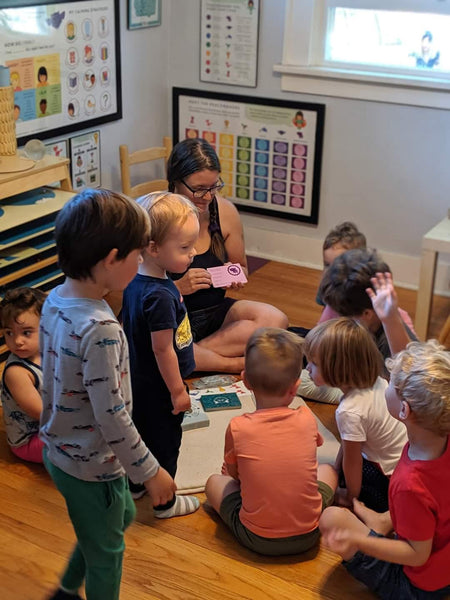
[439,314,450,348]
[119,136,172,199]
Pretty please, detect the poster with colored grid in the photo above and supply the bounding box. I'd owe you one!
[173,88,325,224]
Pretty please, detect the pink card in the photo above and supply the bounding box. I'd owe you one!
[207,264,248,288]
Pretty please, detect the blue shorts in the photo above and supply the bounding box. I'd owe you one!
[345,530,450,600]
[188,297,236,342]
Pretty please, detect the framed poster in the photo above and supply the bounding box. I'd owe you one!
[173,88,325,224]
[70,129,101,191]
[127,0,161,30]
[200,0,259,87]
[0,0,122,146]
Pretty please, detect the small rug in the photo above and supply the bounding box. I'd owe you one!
[176,381,340,494]
[246,255,269,275]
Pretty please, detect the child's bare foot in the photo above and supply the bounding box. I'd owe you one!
[353,499,392,535]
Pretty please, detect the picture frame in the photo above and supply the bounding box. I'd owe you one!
[173,87,325,225]
[127,0,161,30]
[69,129,101,191]
[0,0,122,146]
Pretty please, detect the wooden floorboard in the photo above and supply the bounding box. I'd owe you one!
[0,261,448,599]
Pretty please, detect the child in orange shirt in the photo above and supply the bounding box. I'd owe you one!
[205,327,337,555]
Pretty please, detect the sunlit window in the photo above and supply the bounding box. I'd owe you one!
[275,1,450,108]
[2,7,46,36]
[326,8,450,74]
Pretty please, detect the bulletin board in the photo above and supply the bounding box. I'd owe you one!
[173,88,325,224]
[0,0,121,146]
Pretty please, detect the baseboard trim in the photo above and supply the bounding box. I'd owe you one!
[244,227,450,297]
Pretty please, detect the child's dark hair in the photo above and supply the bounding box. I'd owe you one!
[319,248,389,317]
[38,65,48,80]
[167,138,226,262]
[304,318,382,389]
[323,222,366,252]
[55,188,150,280]
[0,287,47,329]
[245,327,303,395]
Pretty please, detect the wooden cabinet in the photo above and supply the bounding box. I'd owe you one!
[0,156,74,362]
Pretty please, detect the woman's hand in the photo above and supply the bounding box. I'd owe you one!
[174,268,212,295]
[221,262,247,290]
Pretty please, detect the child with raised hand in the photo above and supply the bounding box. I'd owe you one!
[205,327,337,556]
[0,287,46,463]
[319,340,450,600]
[304,318,407,512]
[40,188,176,600]
[122,192,200,518]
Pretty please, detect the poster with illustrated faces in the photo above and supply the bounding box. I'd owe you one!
[0,0,120,145]
[174,88,325,224]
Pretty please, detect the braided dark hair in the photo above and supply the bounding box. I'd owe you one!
[167,138,226,262]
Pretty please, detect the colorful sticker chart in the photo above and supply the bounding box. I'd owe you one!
[173,88,325,224]
[69,130,101,191]
[200,0,259,87]
[0,0,121,146]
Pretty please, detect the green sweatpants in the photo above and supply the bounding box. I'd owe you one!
[44,451,136,600]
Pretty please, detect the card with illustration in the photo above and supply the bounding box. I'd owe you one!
[207,263,247,288]
[200,392,242,412]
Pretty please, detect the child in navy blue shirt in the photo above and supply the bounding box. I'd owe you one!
[122,192,201,518]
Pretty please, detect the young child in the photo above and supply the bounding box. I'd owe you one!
[295,222,367,404]
[320,249,417,359]
[319,340,450,600]
[40,188,176,600]
[304,318,408,512]
[205,327,338,556]
[0,287,46,463]
[121,192,200,518]
[318,221,367,307]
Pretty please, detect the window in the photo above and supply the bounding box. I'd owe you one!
[274,0,450,109]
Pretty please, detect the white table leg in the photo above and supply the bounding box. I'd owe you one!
[415,248,438,340]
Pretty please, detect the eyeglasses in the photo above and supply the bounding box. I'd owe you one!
[181,178,225,199]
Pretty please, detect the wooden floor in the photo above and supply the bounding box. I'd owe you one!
[0,262,448,600]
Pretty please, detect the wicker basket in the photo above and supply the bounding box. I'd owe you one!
[0,86,17,156]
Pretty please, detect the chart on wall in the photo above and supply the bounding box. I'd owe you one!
[200,0,259,87]
[0,0,121,146]
[173,88,325,224]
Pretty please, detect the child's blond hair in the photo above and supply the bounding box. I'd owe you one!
[137,191,198,246]
[387,340,450,436]
[303,318,382,389]
[245,327,303,395]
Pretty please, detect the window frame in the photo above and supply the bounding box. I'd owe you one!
[274,0,450,109]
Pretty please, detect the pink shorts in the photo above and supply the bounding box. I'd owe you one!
[10,435,44,463]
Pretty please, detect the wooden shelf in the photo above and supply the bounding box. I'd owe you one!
[0,156,74,368]
[0,232,55,271]
[0,155,72,199]
[0,187,74,241]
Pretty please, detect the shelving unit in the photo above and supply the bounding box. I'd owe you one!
[0,155,74,363]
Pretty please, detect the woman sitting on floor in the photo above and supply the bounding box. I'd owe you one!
[168,137,288,373]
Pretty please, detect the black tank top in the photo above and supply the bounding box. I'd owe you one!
[172,197,228,312]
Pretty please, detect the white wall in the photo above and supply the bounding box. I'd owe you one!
[46,0,449,294]
[50,1,173,192]
[167,0,450,294]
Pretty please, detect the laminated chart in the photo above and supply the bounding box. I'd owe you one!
[174,88,325,224]
[1,0,120,143]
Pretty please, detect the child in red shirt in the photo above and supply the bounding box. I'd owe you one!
[319,339,450,599]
